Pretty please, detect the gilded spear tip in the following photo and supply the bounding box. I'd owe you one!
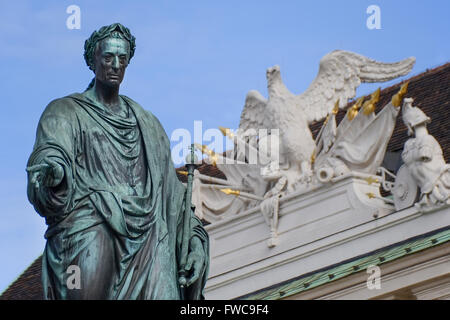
[332,99,340,115]
[195,143,211,156]
[194,143,219,166]
[219,126,234,138]
[362,88,380,116]
[391,81,410,107]
[177,170,188,176]
[220,188,240,196]
[356,96,365,108]
[362,102,375,116]
[347,108,357,121]
[347,97,365,121]
[218,126,227,136]
[210,154,219,167]
[372,87,381,102]
[194,143,204,152]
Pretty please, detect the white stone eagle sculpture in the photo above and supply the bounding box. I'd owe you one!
[239,50,416,184]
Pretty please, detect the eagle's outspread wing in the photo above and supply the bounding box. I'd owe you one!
[296,50,416,124]
[239,90,272,132]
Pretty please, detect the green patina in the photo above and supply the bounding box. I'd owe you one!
[26,23,209,300]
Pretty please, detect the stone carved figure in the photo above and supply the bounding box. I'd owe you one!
[238,50,415,188]
[192,52,416,225]
[314,82,410,182]
[401,98,450,211]
[26,23,209,299]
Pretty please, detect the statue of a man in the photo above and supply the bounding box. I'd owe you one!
[401,98,450,209]
[26,23,209,300]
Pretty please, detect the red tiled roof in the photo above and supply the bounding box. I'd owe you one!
[0,256,43,300]
[2,62,449,300]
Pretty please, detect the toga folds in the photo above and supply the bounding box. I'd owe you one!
[27,93,209,299]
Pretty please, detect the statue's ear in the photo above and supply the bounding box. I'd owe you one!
[90,41,101,72]
[90,56,97,72]
[87,59,95,72]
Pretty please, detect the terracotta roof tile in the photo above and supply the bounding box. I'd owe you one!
[0,256,43,300]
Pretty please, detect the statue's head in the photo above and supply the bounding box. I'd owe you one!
[402,98,430,136]
[84,23,136,89]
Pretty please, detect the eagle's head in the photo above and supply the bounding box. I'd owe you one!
[266,65,281,82]
[266,65,291,98]
[266,65,282,92]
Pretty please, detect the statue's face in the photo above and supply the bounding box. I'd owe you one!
[93,37,129,88]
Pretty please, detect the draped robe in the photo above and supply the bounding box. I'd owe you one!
[27,93,209,299]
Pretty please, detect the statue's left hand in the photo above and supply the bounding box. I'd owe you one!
[184,236,205,287]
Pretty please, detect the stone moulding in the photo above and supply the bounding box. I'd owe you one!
[204,174,450,299]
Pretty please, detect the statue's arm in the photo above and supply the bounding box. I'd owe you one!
[183,210,209,299]
[27,99,76,217]
[402,140,414,165]
[417,135,441,162]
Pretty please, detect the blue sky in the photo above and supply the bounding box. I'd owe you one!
[0,0,449,293]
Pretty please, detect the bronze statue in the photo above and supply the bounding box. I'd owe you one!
[26,23,209,299]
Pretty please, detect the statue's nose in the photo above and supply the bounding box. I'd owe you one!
[112,56,120,70]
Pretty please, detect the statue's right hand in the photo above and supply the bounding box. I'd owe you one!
[27,159,64,188]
